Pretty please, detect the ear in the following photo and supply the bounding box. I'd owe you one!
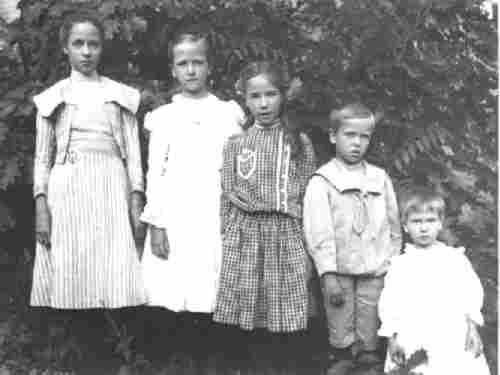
[437,219,443,232]
[328,131,336,145]
[63,46,68,56]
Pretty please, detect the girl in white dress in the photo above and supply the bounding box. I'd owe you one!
[378,186,490,375]
[139,25,244,361]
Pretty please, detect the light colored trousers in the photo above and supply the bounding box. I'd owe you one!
[322,274,384,351]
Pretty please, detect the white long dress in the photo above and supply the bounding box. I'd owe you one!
[378,242,491,375]
[140,93,244,313]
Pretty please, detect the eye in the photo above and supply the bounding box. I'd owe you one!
[72,39,84,47]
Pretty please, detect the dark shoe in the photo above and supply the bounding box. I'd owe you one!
[356,351,381,366]
[353,351,383,374]
[326,359,355,375]
[325,347,354,375]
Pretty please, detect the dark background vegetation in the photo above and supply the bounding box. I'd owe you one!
[0,0,497,374]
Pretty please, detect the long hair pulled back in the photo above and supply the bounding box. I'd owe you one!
[237,60,304,159]
[59,10,105,48]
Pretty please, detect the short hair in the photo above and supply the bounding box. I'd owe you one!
[168,24,213,64]
[59,11,105,48]
[328,103,376,133]
[399,185,446,223]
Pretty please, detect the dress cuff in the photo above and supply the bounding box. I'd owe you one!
[140,207,165,228]
[313,253,338,277]
[467,311,484,326]
[378,323,397,337]
[33,184,48,199]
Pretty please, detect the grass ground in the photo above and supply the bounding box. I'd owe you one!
[0,246,496,375]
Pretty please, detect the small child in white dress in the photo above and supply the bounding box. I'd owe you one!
[378,185,490,375]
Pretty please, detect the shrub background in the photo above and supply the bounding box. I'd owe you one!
[0,0,497,372]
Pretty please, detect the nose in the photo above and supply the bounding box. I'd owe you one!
[352,135,361,146]
[82,43,90,56]
[187,63,195,75]
[259,96,269,108]
[420,222,430,232]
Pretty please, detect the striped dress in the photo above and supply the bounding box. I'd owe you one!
[214,123,316,332]
[30,73,147,309]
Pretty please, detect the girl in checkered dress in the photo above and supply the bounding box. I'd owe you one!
[214,61,317,336]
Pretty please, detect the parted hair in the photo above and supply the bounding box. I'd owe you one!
[168,24,213,65]
[399,185,446,223]
[237,60,305,159]
[59,10,105,48]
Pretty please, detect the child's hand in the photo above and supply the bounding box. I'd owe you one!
[129,192,145,256]
[388,334,406,366]
[35,195,51,249]
[465,318,483,357]
[321,273,345,307]
[150,226,169,260]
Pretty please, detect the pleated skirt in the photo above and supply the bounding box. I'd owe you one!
[214,208,309,333]
[30,150,147,309]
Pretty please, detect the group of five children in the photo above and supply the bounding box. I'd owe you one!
[32,10,490,375]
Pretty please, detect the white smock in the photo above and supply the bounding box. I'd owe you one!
[378,241,491,375]
[140,93,244,312]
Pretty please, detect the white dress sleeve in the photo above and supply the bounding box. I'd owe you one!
[457,248,484,325]
[378,257,406,337]
[226,100,246,129]
[140,109,169,228]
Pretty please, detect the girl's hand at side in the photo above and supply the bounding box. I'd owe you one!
[129,192,146,258]
[388,333,406,366]
[35,195,51,249]
[465,317,483,357]
[150,226,169,260]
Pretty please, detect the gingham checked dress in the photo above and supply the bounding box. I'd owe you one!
[214,123,316,332]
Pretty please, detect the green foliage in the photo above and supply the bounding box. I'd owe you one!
[0,0,497,253]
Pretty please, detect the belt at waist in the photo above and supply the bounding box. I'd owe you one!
[64,139,120,163]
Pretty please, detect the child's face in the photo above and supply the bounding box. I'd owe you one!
[245,74,283,127]
[64,22,102,76]
[329,118,373,165]
[404,210,443,248]
[172,40,210,98]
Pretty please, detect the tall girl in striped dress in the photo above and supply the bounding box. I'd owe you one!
[214,61,317,370]
[32,11,146,371]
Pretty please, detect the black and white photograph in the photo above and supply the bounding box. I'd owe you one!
[0,0,497,374]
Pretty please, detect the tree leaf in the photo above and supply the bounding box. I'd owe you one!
[0,201,14,231]
[0,158,21,190]
[0,102,17,118]
[448,168,478,192]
